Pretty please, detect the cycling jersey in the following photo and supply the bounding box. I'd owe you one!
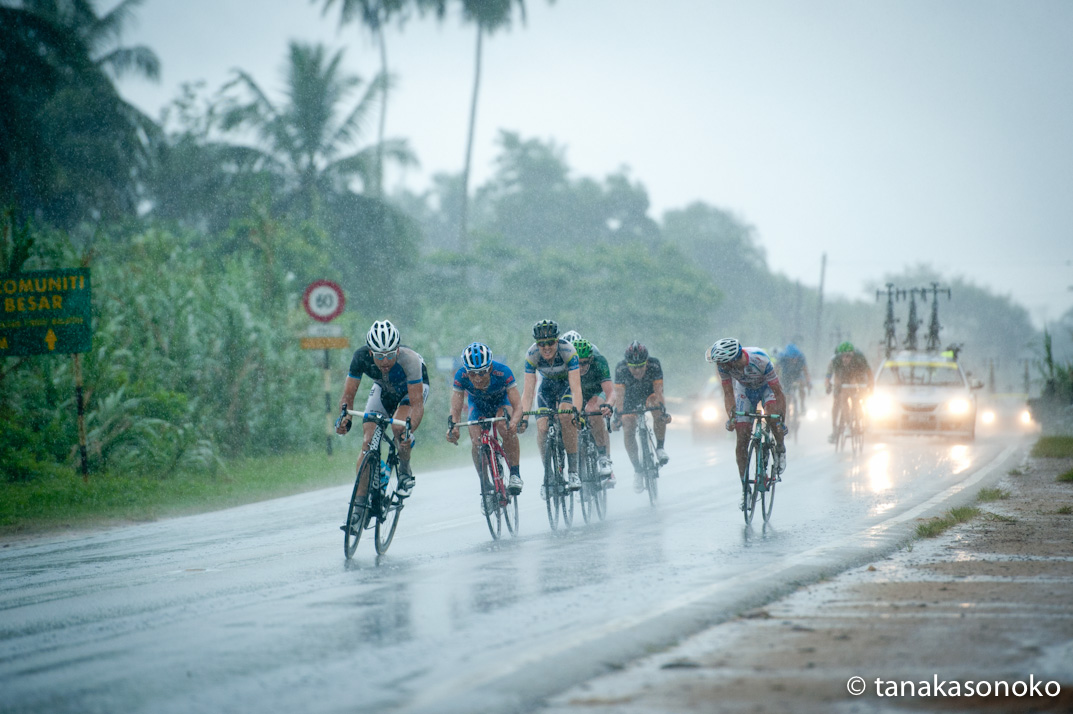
[778,345,808,385]
[524,339,579,379]
[717,348,780,390]
[347,345,429,404]
[614,357,664,410]
[579,354,612,403]
[453,360,516,420]
[827,351,873,390]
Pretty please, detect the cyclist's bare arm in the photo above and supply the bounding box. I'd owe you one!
[447,389,465,442]
[568,367,583,414]
[406,381,425,432]
[336,375,361,434]
[518,372,537,433]
[505,384,523,433]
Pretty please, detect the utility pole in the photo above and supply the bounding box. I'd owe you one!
[814,253,826,357]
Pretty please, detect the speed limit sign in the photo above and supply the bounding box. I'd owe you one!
[302,280,345,323]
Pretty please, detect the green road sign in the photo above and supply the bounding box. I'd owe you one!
[0,269,92,356]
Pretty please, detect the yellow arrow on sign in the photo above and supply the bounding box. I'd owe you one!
[45,329,57,351]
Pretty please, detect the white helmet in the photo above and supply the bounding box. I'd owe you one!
[561,330,582,344]
[706,337,742,364]
[366,319,400,352]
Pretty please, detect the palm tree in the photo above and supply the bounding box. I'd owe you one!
[220,41,417,219]
[317,0,411,198]
[0,0,159,228]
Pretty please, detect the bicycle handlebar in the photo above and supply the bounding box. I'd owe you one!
[616,405,666,416]
[342,406,413,435]
[839,383,869,390]
[521,408,577,417]
[734,410,782,420]
[452,416,508,428]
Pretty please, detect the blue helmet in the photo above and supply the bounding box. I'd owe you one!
[462,342,492,371]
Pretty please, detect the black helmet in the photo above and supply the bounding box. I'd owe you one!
[533,319,559,340]
[624,340,649,365]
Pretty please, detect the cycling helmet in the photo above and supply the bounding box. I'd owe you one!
[624,340,649,365]
[533,319,559,340]
[783,343,803,358]
[561,330,582,344]
[461,342,492,371]
[366,319,400,352]
[573,338,593,360]
[836,341,855,354]
[706,337,742,364]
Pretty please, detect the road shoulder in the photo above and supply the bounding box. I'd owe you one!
[540,451,1073,713]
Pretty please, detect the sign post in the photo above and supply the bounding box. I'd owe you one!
[301,281,348,455]
[1,268,93,478]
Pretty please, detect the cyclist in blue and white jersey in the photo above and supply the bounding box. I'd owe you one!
[776,341,812,412]
[335,320,428,498]
[446,343,525,511]
[706,337,788,485]
[518,319,584,493]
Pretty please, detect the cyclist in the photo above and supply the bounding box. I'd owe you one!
[776,341,812,413]
[573,338,616,484]
[705,338,788,488]
[824,341,874,443]
[446,342,524,515]
[335,319,428,498]
[612,340,671,493]
[518,319,585,493]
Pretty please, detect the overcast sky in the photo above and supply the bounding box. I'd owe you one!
[118,0,1073,328]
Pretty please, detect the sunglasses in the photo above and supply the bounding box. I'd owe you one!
[627,361,647,368]
[467,366,491,376]
[372,350,397,361]
[579,359,593,367]
[537,339,558,347]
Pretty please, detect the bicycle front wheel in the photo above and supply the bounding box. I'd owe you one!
[639,422,659,506]
[374,458,403,555]
[480,446,503,540]
[544,441,562,531]
[496,451,519,537]
[578,437,596,524]
[760,444,777,522]
[742,439,761,524]
[343,452,377,559]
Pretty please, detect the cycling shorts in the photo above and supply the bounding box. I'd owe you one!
[537,378,575,410]
[364,382,430,420]
[733,382,776,424]
[468,393,511,421]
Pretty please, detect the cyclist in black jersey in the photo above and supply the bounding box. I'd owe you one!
[335,320,429,497]
[612,340,671,493]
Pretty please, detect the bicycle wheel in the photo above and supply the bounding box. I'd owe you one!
[559,438,574,527]
[578,434,596,524]
[639,420,659,506]
[496,451,519,537]
[742,438,760,524]
[479,446,502,540]
[343,452,377,559]
[543,440,562,531]
[374,456,403,554]
[593,449,607,522]
[760,442,777,522]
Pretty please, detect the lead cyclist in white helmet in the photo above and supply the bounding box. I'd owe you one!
[335,319,428,498]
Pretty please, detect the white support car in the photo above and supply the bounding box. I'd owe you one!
[866,350,981,441]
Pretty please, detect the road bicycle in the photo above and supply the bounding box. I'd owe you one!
[736,409,781,524]
[450,415,519,540]
[618,405,665,506]
[523,408,577,531]
[834,384,867,457]
[783,380,806,443]
[339,406,410,559]
[577,407,612,524]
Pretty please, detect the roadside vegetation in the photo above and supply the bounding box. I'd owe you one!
[1031,436,1073,458]
[0,1,1057,536]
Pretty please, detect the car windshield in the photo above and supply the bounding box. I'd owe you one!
[877,360,966,388]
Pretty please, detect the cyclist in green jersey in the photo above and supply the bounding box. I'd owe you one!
[573,338,616,485]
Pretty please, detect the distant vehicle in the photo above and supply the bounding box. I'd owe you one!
[866,350,981,441]
[690,376,725,439]
[978,392,1036,433]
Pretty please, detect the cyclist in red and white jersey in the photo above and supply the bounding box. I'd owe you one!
[706,337,788,485]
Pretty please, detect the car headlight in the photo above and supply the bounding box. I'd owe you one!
[700,405,720,422]
[867,394,893,418]
[981,409,996,424]
[947,398,971,415]
[1020,409,1033,425]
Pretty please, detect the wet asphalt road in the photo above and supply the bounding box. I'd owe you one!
[0,419,1027,714]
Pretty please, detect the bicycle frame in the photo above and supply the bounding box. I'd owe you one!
[736,409,780,524]
[341,408,410,559]
[618,405,664,506]
[524,408,576,530]
[453,415,518,539]
[835,384,867,456]
[576,408,611,523]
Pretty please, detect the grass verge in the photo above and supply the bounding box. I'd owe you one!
[1,434,472,538]
[976,487,1010,503]
[1030,435,1073,458]
[915,505,982,539]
